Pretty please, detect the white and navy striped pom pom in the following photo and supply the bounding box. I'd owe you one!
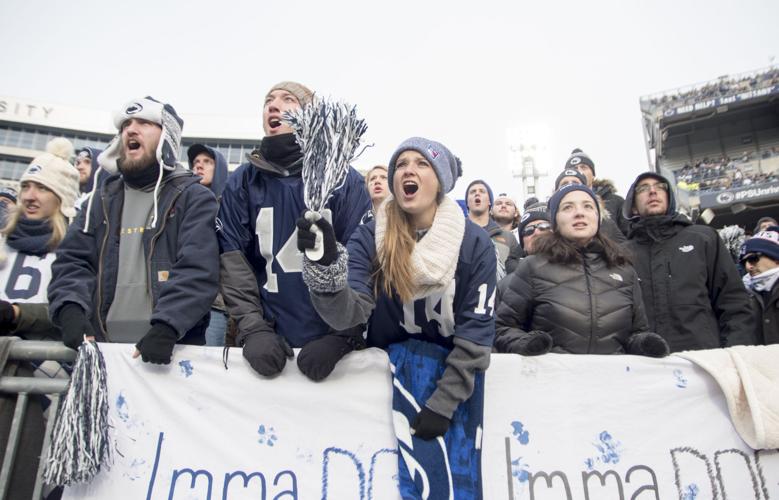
[42,340,112,486]
[283,97,368,212]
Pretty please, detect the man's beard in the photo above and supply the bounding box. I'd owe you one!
[118,145,161,189]
[492,213,514,225]
[119,146,157,176]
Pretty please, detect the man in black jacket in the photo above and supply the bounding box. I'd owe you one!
[622,172,755,352]
[740,226,779,345]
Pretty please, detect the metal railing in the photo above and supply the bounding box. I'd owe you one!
[0,339,75,500]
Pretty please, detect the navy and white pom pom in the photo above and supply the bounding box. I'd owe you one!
[42,340,112,486]
[283,97,368,212]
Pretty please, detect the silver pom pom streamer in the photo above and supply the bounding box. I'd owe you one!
[283,97,368,212]
[42,340,111,486]
[718,224,746,263]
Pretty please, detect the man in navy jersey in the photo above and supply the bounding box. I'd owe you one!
[218,81,371,378]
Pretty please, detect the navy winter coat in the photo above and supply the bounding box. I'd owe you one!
[48,172,219,342]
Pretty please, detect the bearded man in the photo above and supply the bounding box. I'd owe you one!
[49,96,219,364]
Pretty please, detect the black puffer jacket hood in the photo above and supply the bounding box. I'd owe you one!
[622,172,676,221]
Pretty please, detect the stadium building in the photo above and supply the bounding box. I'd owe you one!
[640,66,779,230]
[0,95,264,190]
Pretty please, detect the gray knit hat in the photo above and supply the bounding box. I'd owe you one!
[267,81,314,107]
[387,137,462,194]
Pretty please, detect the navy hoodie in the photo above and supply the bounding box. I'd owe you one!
[76,146,105,194]
[187,144,229,202]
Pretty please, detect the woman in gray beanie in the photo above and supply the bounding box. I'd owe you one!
[297,137,496,499]
[495,183,669,358]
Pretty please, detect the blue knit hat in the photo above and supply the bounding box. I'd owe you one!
[740,226,779,263]
[0,186,17,203]
[554,169,588,190]
[518,202,549,249]
[465,179,494,208]
[548,183,601,232]
[388,137,462,195]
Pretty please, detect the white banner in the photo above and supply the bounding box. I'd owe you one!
[482,353,779,500]
[63,345,779,500]
[64,345,400,500]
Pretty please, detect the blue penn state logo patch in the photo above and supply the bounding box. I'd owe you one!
[520,212,531,222]
[125,102,144,114]
[569,157,582,166]
[26,165,43,175]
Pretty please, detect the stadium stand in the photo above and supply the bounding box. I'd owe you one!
[640,66,779,230]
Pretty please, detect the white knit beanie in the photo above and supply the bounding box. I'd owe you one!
[20,138,80,218]
[97,96,184,174]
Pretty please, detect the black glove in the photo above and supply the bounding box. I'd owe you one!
[55,303,95,350]
[506,330,553,356]
[296,211,338,265]
[242,330,294,377]
[0,301,15,331]
[412,407,451,440]
[627,332,670,358]
[297,328,366,381]
[135,322,178,364]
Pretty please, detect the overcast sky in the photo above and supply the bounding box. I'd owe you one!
[2,0,778,203]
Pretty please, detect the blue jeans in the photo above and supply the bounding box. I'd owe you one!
[205,310,228,346]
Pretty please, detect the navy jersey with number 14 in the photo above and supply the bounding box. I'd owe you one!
[344,219,496,349]
[218,164,370,347]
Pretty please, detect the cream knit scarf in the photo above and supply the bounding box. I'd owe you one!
[375,196,465,299]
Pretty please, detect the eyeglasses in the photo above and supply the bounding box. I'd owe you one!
[521,222,552,237]
[741,253,762,265]
[635,182,669,195]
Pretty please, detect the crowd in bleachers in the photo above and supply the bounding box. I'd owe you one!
[644,67,779,111]
[1,83,777,499]
[675,147,779,192]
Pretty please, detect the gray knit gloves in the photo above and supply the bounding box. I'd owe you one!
[296,213,349,293]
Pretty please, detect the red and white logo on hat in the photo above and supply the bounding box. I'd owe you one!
[427,146,440,159]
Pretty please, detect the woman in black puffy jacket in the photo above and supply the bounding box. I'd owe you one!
[495,184,669,357]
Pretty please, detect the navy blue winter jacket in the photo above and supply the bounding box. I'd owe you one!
[48,171,219,342]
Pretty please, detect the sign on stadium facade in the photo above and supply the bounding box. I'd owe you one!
[661,84,779,119]
[699,181,779,209]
